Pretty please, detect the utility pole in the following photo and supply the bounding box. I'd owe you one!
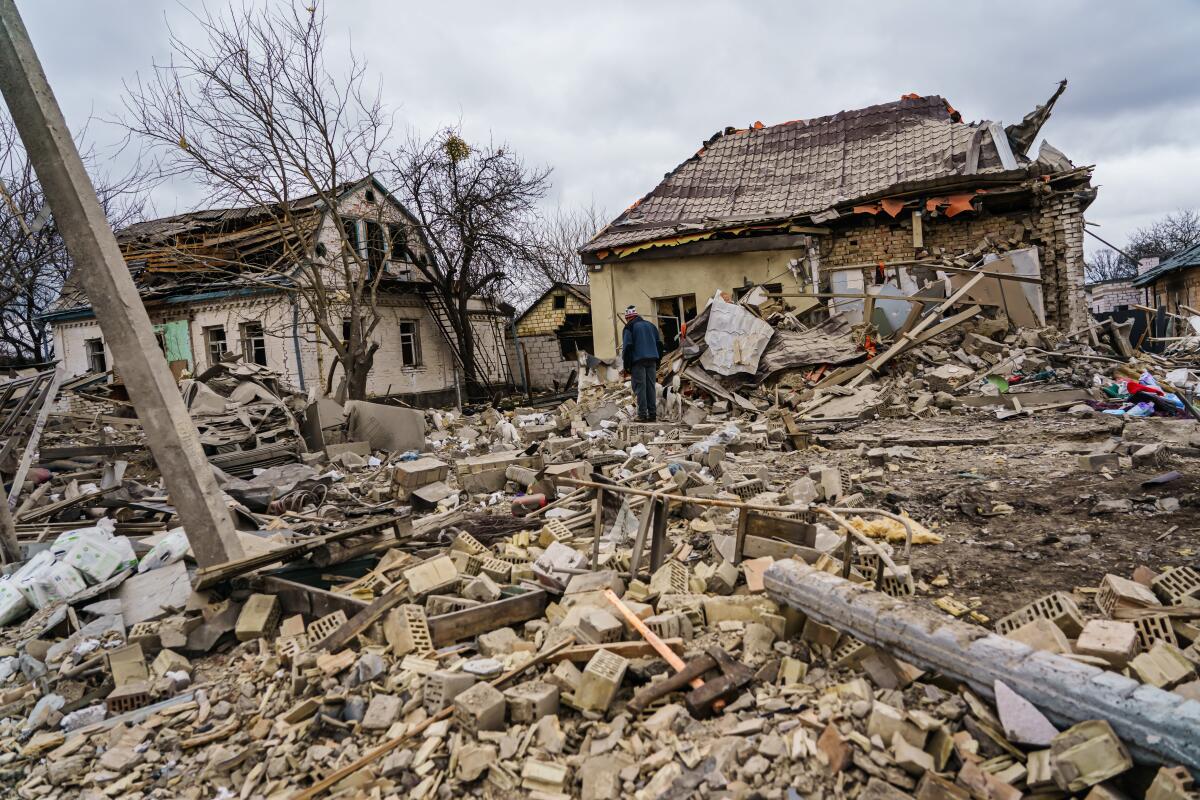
[0,0,244,568]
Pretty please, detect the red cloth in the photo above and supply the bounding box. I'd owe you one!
[1125,381,1164,396]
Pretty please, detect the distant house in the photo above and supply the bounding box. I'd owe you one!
[511,282,592,390]
[44,177,512,405]
[1133,246,1200,315]
[581,88,1096,358]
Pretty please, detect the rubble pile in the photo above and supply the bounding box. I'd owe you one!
[0,254,1198,798]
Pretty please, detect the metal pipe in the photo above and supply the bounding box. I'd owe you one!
[763,559,1200,770]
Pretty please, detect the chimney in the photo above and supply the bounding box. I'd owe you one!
[1138,257,1160,275]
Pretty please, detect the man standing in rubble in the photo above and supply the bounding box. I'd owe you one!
[621,304,664,422]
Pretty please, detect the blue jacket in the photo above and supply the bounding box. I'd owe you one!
[622,316,664,370]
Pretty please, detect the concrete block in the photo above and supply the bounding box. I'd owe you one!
[1078,453,1119,472]
[234,594,280,642]
[403,555,458,597]
[1130,642,1197,689]
[423,670,476,714]
[802,617,841,650]
[383,604,432,657]
[1146,765,1195,800]
[547,659,582,694]
[462,573,502,603]
[995,592,1084,638]
[504,680,560,723]
[392,457,449,490]
[453,681,506,734]
[1096,574,1161,617]
[1049,720,1132,793]
[151,648,190,677]
[362,694,402,730]
[1076,620,1139,669]
[644,611,693,642]
[477,627,522,657]
[1151,565,1200,607]
[577,609,623,645]
[867,702,925,748]
[574,649,628,713]
[916,773,970,800]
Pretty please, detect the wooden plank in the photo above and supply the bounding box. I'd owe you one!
[745,512,817,546]
[38,443,143,460]
[7,367,61,512]
[0,5,245,568]
[193,513,409,589]
[254,575,368,620]
[427,589,548,647]
[547,638,687,664]
[315,584,410,653]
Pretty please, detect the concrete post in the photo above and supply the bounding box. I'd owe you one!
[0,1,244,567]
[764,559,1200,771]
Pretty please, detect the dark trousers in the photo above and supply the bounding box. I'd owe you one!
[631,359,657,420]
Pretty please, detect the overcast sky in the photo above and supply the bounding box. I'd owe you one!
[15,0,1200,256]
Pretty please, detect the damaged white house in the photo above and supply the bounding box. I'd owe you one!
[44,178,512,405]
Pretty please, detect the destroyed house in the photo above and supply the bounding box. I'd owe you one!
[43,178,512,404]
[582,86,1096,358]
[1133,242,1200,316]
[511,282,593,390]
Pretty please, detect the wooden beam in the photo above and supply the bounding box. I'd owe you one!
[427,589,548,647]
[0,2,244,568]
[583,232,824,265]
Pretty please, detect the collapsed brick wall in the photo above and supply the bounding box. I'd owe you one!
[513,334,577,390]
[822,194,1090,331]
[515,290,590,337]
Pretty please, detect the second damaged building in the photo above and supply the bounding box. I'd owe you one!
[583,83,1094,356]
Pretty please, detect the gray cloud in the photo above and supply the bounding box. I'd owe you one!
[14,0,1200,255]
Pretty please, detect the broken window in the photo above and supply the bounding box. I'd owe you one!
[389,223,408,261]
[652,293,697,351]
[553,294,567,310]
[734,283,783,301]
[558,313,593,360]
[365,219,386,275]
[240,322,267,366]
[364,188,377,204]
[204,326,228,366]
[341,217,360,257]
[84,338,106,373]
[399,320,421,367]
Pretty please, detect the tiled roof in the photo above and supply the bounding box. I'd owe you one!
[1132,242,1200,287]
[583,95,1027,254]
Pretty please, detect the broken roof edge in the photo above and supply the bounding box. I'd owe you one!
[1132,241,1200,287]
[582,166,1094,261]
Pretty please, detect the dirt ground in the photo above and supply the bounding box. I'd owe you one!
[772,409,1200,624]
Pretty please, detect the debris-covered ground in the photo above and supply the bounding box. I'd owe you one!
[1,253,1199,799]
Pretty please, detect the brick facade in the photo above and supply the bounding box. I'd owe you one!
[1087,281,1142,314]
[514,289,590,336]
[822,192,1090,331]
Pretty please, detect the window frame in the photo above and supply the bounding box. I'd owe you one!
[84,337,106,373]
[651,293,697,352]
[203,325,228,367]
[239,321,268,367]
[398,320,422,368]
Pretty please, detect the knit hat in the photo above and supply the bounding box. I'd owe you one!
[624,305,638,320]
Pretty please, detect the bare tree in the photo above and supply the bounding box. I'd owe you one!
[1084,248,1135,284]
[0,114,147,362]
[121,3,390,400]
[525,202,607,298]
[1127,209,1200,265]
[388,128,550,393]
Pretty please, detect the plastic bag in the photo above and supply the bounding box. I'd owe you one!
[0,578,30,626]
[138,528,190,573]
[64,538,125,585]
[12,549,55,606]
[688,424,740,455]
[31,562,87,608]
[49,518,117,560]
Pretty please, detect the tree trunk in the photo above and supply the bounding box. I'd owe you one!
[452,297,480,394]
[345,349,375,401]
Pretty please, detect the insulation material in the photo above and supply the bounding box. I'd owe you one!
[700,293,774,376]
[949,249,1045,329]
[849,511,943,545]
[64,538,129,585]
[31,561,88,608]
